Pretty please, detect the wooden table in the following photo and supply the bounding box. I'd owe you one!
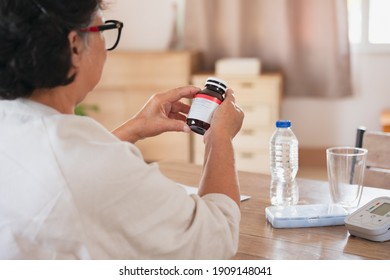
[158,161,390,260]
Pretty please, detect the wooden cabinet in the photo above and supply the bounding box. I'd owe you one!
[382,109,390,132]
[191,74,282,173]
[81,51,199,163]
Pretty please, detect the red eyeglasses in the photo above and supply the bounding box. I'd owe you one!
[79,20,124,51]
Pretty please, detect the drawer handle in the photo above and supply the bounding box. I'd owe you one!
[241,129,255,135]
[240,152,254,159]
[240,82,254,88]
[241,106,255,112]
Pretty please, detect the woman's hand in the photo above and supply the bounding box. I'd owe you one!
[204,89,244,143]
[112,86,200,143]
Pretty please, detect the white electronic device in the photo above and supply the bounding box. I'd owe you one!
[345,196,390,242]
[265,204,348,228]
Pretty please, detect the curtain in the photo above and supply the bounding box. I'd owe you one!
[182,0,352,98]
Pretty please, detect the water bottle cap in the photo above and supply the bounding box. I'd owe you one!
[276,120,291,128]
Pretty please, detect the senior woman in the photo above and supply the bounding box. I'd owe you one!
[0,0,244,259]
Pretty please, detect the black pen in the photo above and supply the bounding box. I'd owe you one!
[350,126,366,184]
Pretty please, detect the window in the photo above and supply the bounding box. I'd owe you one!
[347,0,390,52]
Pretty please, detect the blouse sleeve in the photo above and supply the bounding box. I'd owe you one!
[47,115,241,259]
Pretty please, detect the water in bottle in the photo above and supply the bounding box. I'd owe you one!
[269,120,299,206]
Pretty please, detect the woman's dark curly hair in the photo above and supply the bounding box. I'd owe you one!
[0,0,104,99]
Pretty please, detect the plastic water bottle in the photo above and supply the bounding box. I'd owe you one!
[269,120,299,206]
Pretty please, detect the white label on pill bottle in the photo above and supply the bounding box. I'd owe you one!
[187,94,222,123]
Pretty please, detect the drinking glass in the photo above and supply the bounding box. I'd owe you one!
[326,147,367,211]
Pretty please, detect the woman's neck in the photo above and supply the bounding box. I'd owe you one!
[29,87,77,115]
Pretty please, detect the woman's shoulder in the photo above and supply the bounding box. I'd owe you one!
[45,113,148,177]
[48,113,118,143]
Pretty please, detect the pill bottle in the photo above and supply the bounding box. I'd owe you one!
[186,77,227,135]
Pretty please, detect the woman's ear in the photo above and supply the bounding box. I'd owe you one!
[68,31,84,69]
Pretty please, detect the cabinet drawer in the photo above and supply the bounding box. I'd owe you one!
[192,145,270,173]
[234,128,273,149]
[240,104,274,127]
[192,133,271,173]
[99,51,199,89]
[234,84,280,105]
[235,151,270,173]
[137,133,190,163]
[192,74,281,105]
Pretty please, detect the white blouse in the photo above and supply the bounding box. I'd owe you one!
[0,99,240,260]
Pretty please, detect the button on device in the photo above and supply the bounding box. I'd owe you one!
[372,218,386,225]
[350,212,368,223]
